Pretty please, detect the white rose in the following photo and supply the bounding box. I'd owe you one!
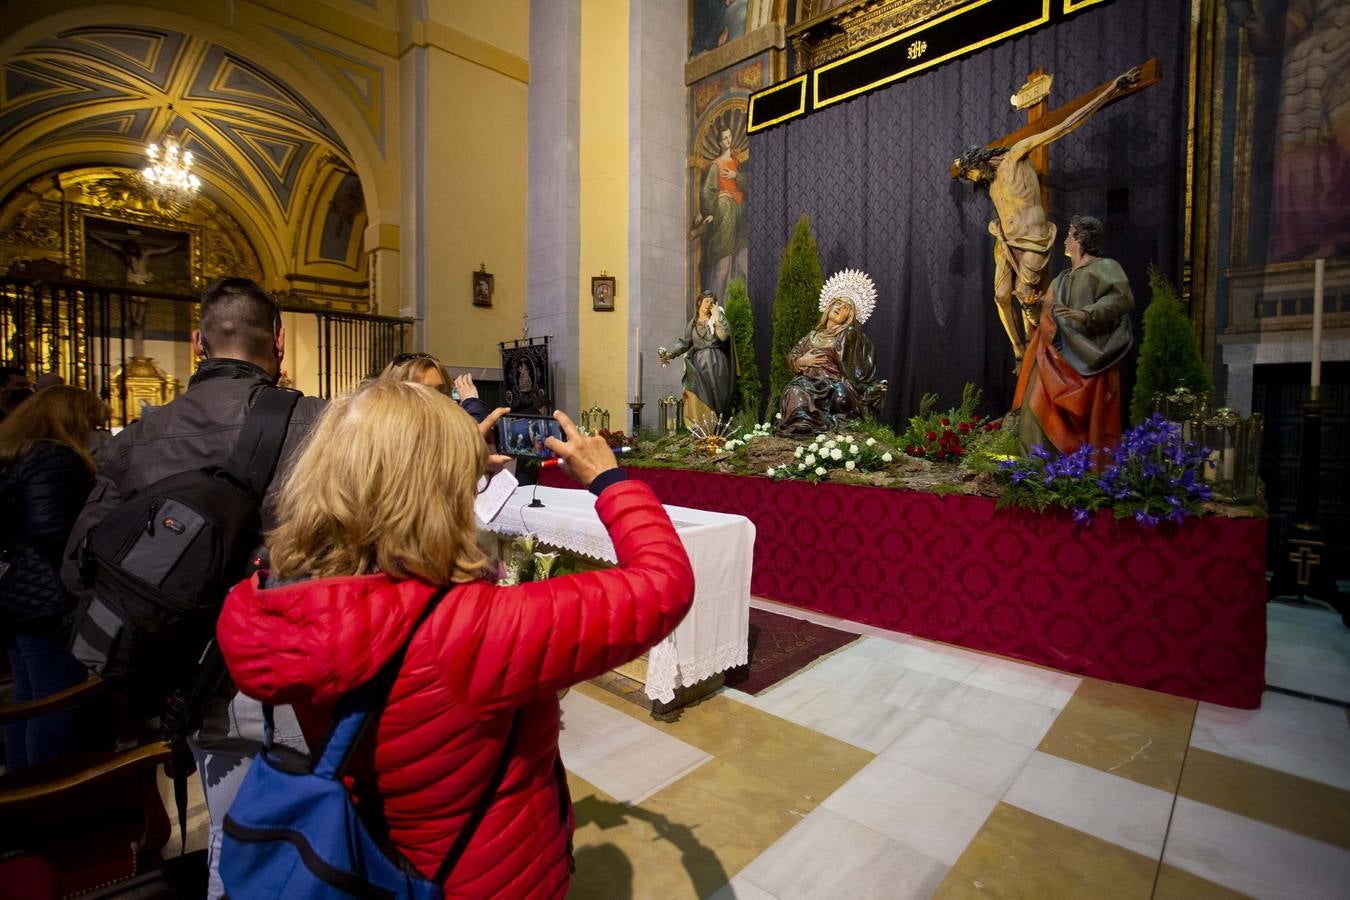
[775,413,782,420]
[815,466,826,476]
[798,462,805,470]
[766,467,775,476]
[845,460,855,471]
[794,446,804,458]
[830,448,843,461]
[882,452,893,463]
[824,440,836,449]
[866,437,877,446]
[850,444,859,454]
[808,443,819,454]
[804,454,816,466]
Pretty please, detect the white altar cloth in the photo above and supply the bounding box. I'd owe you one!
[484,485,753,703]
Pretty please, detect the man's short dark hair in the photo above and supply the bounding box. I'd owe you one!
[198,278,281,361]
[1068,215,1104,256]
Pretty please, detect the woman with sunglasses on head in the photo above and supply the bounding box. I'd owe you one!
[217,380,694,897]
[380,351,491,423]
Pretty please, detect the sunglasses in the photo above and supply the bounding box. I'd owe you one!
[391,351,438,366]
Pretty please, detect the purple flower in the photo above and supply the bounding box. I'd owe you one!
[1011,469,1032,484]
[1030,445,1053,461]
[1134,510,1161,528]
[1072,507,1092,525]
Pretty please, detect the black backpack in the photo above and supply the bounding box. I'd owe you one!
[69,386,301,715]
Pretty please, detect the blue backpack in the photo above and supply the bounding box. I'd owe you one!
[219,586,520,898]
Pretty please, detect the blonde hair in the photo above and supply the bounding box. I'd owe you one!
[379,354,450,389]
[267,379,488,584]
[0,384,106,473]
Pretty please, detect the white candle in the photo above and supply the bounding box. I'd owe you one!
[1312,258,1325,396]
[1221,447,1236,483]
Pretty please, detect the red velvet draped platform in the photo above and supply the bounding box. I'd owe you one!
[541,467,1266,708]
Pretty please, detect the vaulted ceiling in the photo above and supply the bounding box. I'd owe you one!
[0,25,358,225]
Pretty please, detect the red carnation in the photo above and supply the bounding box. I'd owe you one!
[958,422,970,434]
[936,449,948,460]
[925,430,936,442]
[940,417,950,426]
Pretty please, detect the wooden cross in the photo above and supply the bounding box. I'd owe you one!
[948,57,1163,208]
[1289,542,1322,587]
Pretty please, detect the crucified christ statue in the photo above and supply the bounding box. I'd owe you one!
[954,64,1148,364]
[90,231,183,356]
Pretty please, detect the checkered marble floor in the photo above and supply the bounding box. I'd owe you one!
[564,598,1350,899]
[161,599,1350,899]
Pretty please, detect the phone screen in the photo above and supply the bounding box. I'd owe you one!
[494,414,565,459]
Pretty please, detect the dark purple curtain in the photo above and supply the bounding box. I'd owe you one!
[747,0,1189,422]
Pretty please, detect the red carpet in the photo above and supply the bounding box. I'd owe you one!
[726,608,860,695]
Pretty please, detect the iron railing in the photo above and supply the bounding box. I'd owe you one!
[1,276,412,422]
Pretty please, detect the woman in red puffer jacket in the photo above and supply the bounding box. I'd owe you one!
[216,380,694,898]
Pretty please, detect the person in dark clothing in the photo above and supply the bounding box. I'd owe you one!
[60,277,326,898]
[0,366,32,424]
[0,385,107,768]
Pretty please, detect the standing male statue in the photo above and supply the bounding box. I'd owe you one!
[955,66,1141,364]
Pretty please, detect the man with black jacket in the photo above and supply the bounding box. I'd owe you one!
[62,277,324,899]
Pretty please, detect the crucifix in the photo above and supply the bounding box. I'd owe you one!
[951,58,1162,363]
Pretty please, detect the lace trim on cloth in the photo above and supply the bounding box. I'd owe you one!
[645,637,749,704]
[483,515,620,564]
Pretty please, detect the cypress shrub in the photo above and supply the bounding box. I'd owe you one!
[769,214,824,402]
[1130,265,1213,424]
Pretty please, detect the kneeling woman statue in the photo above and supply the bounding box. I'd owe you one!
[659,290,734,427]
[777,268,887,437]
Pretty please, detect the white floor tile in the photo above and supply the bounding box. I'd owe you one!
[926,682,1062,748]
[879,667,965,713]
[1003,752,1173,859]
[780,688,926,753]
[1265,661,1350,704]
[822,756,998,865]
[738,806,949,900]
[559,691,710,804]
[707,875,780,900]
[961,656,1081,710]
[856,635,987,682]
[1163,797,1350,900]
[1192,691,1350,791]
[880,715,1035,798]
[742,671,835,719]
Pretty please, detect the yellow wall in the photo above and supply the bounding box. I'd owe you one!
[419,43,529,370]
[578,0,630,422]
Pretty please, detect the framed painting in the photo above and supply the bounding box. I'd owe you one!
[592,275,616,311]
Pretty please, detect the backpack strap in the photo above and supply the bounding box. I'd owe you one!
[432,708,520,886]
[224,386,302,498]
[311,585,454,778]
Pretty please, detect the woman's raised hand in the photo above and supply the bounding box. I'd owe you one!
[544,410,618,487]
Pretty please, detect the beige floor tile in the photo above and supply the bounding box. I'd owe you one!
[1162,797,1350,899]
[1152,863,1253,900]
[822,756,998,865]
[1003,752,1173,858]
[737,806,949,900]
[1036,678,1194,793]
[1178,747,1350,852]
[934,803,1158,900]
[961,656,1081,710]
[927,682,1061,748]
[1191,692,1350,791]
[881,715,1035,798]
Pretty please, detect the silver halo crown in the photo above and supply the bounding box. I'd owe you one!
[818,268,878,325]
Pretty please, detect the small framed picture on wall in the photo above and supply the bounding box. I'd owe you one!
[473,268,494,307]
[592,275,616,311]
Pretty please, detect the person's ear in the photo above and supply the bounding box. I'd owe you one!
[274,325,286,365]
[191,329,208,358]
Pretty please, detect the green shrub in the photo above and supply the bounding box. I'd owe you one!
[769,215,824,403]
[723,279,762,417]
[1131,266,1213,424]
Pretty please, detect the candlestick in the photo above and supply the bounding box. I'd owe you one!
[635,326,641,405]
[1312,258,1324,398]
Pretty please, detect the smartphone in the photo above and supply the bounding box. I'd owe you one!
[494,413,565,459]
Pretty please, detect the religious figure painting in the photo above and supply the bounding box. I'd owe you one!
[1233,0,1350,263]
[693,104,749,304]
[691,0,750,55]
[84,217,191,292]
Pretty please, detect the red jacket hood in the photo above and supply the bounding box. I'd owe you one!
[219,572,443,708]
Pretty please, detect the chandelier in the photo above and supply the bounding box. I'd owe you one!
[141,134,201,200]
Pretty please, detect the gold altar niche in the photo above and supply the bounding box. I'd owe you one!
[0,168,264,422]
